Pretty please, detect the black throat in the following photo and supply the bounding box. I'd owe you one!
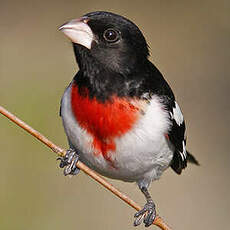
[72,44,149,102]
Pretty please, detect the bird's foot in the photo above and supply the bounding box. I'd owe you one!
[134,200,156,227]
[57,148,80,176]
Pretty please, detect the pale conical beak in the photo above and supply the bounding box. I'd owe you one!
[59,18,94,49]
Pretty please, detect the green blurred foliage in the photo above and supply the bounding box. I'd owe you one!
[0,0,229,230]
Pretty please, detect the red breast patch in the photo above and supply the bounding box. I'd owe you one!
[71,83,140,162]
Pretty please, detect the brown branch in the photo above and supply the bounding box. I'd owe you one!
[0,105,172,230]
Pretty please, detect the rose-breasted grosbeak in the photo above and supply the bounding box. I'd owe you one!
[58,11,198,227]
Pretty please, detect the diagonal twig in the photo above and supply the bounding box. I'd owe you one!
[0,105,172,230]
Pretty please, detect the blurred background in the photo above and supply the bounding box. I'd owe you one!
[0,0,229,229]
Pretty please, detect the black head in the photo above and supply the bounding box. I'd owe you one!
[59,11,149,74]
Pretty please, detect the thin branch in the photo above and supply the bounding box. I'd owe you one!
[0,105,172,230]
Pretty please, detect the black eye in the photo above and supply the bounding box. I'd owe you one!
[103,28,120,43]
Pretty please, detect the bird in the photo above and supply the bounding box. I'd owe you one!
[58,11,199,227]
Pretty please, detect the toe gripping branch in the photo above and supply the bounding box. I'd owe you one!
[134,187,156,227]
[57,148,80,176]
[134,200,156,227]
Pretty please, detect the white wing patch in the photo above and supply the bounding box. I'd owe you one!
[179,140,187,160]
[172,101,184,126]
[182,140,187,158]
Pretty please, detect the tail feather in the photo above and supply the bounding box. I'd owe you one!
[187,151,199,165]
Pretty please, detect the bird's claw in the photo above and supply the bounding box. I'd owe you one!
[134,201,156,227]
[57,149,80,176]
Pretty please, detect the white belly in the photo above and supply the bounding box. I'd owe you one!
[61,84,173,186]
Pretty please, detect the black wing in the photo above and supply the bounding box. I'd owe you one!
[167,100,188,174]
[145,61,188,174]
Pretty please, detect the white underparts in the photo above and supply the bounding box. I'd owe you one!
[61,85,174,189]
